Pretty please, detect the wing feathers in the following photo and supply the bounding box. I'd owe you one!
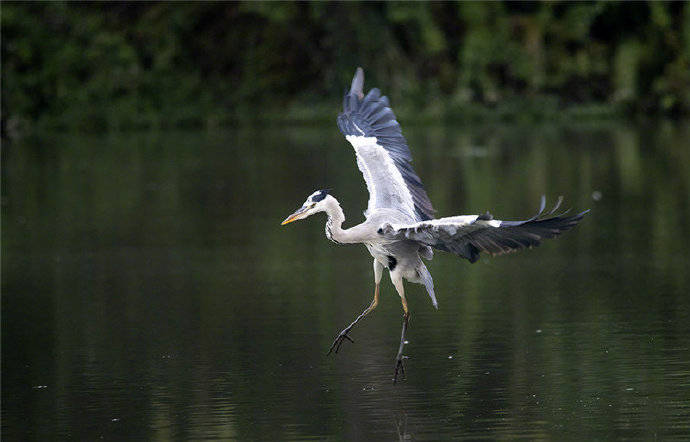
[337,68,435,221]
[380,198,589,263]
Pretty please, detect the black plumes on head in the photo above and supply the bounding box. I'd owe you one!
[313,189,330,202]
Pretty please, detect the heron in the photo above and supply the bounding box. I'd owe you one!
[281,67,588,383]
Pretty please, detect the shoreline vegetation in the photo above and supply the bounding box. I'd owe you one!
[3,2,689,134]
[4,98,643,135]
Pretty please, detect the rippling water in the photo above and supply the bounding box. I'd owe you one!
[3,122,690,439]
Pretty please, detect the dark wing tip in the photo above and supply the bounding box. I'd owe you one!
[350,67,364,99]
[546,195,564,216]
[573,208,591,220]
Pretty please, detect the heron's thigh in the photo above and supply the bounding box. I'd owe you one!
[373,259,384,284]
[390,273,405,296]
[390,275,409,314]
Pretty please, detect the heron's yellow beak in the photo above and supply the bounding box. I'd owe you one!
[281,207,308,225]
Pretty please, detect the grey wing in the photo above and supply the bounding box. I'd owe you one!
[379,197,589,263]
[336,67,435,222]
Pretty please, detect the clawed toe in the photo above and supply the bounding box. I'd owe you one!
[327,329,355,355]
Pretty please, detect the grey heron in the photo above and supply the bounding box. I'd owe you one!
[281,67,588,383]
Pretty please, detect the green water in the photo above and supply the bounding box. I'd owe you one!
[3,122,689,440]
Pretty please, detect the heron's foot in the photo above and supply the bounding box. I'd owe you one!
[393,355,408,384]
[327,328,355,355]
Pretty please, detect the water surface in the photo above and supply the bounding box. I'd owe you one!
[3,122,690,439]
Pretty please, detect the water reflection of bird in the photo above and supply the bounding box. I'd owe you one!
[281,67,588,383]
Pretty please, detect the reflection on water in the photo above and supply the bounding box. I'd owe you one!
[3,122,690,439]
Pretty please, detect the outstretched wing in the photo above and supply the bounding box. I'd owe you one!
[336,67,435,221]
[378,196,589,263]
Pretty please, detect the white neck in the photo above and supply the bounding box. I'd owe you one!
[322,196,353,244]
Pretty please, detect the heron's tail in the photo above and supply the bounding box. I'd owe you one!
[418,263,438,309]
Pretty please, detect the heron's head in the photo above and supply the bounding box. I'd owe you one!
[281,189,331,225]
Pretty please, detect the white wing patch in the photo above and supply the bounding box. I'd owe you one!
[389,215,478,233]
[345,135,416,218]
[387,216,502,234]
[345,134,376,147]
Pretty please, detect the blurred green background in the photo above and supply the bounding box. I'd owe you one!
[4,2,690,439]
[3,1,690,132]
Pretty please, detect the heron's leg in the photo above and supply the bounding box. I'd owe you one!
[328,260,384,355]
[392,275,410,384]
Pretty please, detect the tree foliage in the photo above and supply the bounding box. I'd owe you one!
[3,2,689,130]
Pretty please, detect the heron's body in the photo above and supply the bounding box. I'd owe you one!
[318,198,436,304]
[282,68,588,382]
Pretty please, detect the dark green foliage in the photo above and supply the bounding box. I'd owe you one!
[3,2,689,131]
